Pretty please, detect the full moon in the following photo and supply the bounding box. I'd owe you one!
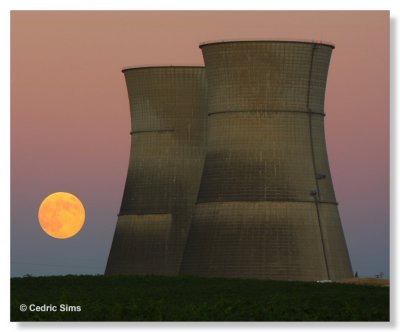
[38,192,85,239]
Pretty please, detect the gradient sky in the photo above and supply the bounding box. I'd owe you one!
[11,11,389,278]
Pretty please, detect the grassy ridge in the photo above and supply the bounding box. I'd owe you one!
[11,275,389,321]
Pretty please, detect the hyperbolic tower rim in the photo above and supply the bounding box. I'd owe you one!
[122,65,204,73]
[199,39,335,49]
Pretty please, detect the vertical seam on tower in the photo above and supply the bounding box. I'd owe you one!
[307,44,331,280]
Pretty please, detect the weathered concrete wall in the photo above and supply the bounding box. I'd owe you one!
[180,41,353,281]
[105,66,207,276]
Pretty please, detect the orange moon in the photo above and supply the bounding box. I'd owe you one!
[38,192,85,239]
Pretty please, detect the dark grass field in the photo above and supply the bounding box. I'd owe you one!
[11,275,389,321]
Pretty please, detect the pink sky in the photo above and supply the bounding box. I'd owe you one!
[11,11,389,277]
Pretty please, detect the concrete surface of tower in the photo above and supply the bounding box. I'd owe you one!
[180,40,353,281]
[106,66,207,276]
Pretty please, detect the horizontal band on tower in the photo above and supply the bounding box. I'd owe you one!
[196,199,338,206]
[130,129,175,135]
[208,110,326,117]
[117,212,171,217]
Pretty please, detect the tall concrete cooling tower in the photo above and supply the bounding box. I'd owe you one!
[180,41,353,281]
[106,66,207,276]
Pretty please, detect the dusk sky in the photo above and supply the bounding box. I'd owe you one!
[11,11,389,278]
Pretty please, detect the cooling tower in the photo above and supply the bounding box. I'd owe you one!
[180,41,353,281]
[105,66,207,276]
